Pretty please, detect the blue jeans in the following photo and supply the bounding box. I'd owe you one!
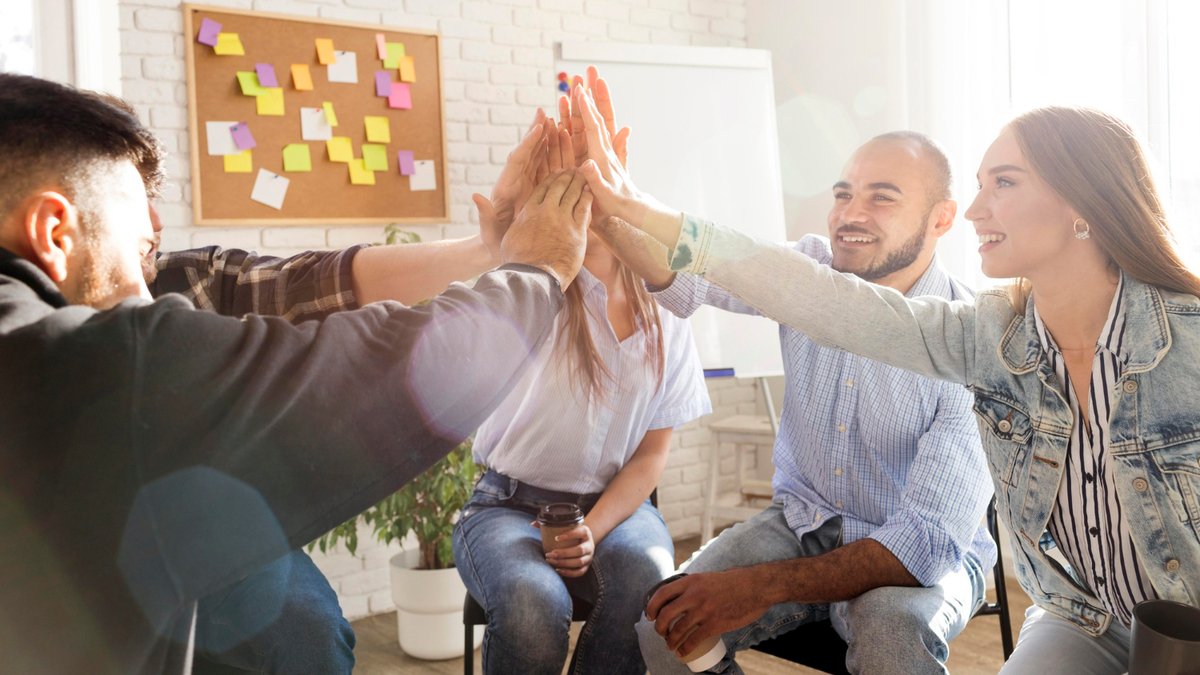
[191,549,354,675]
[637,504,986,674]
[453,470,676,675]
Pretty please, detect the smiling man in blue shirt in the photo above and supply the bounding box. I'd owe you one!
[631,132,995,675]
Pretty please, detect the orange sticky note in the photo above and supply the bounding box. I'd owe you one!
[399,55,416,83]
[256,87,284,116]
[322,101,338,127]
[214,32,245,56]
[223,149,252,173]
[326,137,353,163]
[348,158,376,185]
[315,38,336,65]
[291,64,313,91]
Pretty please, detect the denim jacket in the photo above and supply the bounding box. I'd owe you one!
[671,214,1200,635]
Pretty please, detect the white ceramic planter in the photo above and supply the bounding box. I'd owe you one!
[389,549,483,660]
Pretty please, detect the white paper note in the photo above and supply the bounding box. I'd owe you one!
[299,107,333,141]
[409,160,436,191]
[205,121,240,156]
[250,168,289,210]
[327,51,358,84]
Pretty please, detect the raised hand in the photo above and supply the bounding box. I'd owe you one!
[474,109,551,264]
[560,66,630,169]
[500,170,592,289]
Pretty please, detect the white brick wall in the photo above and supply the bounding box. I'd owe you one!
[118,0,749,619]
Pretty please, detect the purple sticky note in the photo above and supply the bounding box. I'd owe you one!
[255,63,278,88]
[375,71,392,97]
[396,150,415,176]
[230,122,256,150]
[388,82,412,110]
[197,18,222,47]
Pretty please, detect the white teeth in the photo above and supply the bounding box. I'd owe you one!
[840,236,875,243]
[978,233,1005,244]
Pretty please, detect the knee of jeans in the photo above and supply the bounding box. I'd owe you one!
[843,588,948,662]
[488,573,573,635]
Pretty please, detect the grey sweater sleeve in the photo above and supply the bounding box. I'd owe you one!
[122,264,562,602]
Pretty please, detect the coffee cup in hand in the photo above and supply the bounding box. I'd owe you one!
[643,573,727,672]
[538,502,584,554]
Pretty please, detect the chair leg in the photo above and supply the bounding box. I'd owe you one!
[463,624,474,675]
[988,499,1015,660]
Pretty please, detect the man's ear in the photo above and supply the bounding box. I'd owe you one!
[929,199,957,239]
[23,192,78,283]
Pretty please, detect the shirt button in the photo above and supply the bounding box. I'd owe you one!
[1133,478,1149,492]
[835,500,844,509]
[1166,559,1181,573]
[814,512,822,523]
[837,424,846,433]
[997,419,1013,433]
[1123,380,1138,394]
[834,467,844,477]
[1085,473,1094,483]
[1089,527,1099,537]
[1095,575,1105,586]
[846,378,854,388]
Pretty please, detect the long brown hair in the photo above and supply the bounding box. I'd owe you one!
[1006,106,1200,309]
[557,260,665,403]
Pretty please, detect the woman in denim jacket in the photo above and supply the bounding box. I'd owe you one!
[575,97,1200,674]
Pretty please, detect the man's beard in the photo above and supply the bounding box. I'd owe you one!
[847,225,927,281]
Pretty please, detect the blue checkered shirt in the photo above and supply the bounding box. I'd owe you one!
[654,235,996,585]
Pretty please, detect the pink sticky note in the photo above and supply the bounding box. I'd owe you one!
[375,33,387,60]
[197,18,222,47]
[230,122,256,150]
[388,82,412,110]
[255,63,278,88]
[375,71,392,97]
[396,150,415,175]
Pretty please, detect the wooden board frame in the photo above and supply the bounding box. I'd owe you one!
[183,4,449,226]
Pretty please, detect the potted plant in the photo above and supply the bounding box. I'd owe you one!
[309,226,483,659]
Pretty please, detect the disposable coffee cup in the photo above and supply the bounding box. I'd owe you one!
[643,573,727,672]
[538,502,584,553]
[1129,599,1200,675]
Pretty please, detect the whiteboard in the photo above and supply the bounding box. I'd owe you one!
[557,43,786,378]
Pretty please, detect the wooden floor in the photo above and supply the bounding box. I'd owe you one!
[353,535,1032,674]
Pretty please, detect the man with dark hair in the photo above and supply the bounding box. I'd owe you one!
[0,72,589,674]
[623,132,996,674]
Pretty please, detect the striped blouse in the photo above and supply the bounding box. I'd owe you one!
[1034,276,1157,625]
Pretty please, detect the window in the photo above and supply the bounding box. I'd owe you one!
[0,0,35,75]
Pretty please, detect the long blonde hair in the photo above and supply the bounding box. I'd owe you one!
[557,261,664,403]
[1006,106,1200,309]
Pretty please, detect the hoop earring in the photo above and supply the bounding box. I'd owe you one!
[1073,217,1091,240]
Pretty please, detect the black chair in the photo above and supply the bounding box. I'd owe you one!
[752,497,1015,673]
[462,490,658,674]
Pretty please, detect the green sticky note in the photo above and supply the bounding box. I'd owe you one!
[223,149,252,173]
[282,143,312,172]
[363,115,391,143]
[348,158,376,185]
[236,71,266,97]
[326,137,353,163]
[256,87,284,116]
[384,42,406,69]
[362,143,388,172]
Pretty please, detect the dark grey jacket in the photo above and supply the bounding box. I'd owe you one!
[0,248,562,674]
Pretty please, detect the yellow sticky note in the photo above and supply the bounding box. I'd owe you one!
[315,38,336,65]
[282,143,312,172]
[362,143,388,172]
[363,116,391,143]
[348,158,376,185]
[322,101,338,127]
[214,32,245,56]
[223,149,252,173]
[291,64,313,91]
[399,55,416,83]
[326,137,353,163]
[256,87,284,116]
[384,43,405,69]
[236,71,266,97]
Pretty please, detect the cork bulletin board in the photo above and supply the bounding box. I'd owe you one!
[183,4,448,225]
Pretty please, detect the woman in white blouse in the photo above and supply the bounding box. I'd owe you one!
[577,89,1200,675]
[452,107,710,675]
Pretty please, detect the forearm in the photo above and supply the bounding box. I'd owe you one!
[352,236,496,305]
[751,538,920,606]
[587,447,669,544]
